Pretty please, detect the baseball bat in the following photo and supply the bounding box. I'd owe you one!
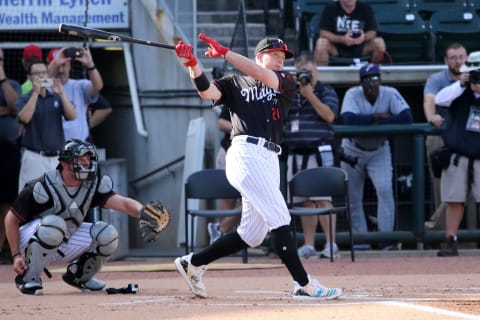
[58,24,175,50]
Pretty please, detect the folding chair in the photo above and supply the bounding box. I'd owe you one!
[289,167,355,262]
[184,169,248,263]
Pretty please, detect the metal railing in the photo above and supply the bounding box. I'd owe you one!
[307,123,480,248]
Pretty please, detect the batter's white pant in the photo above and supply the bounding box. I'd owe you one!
[226,136,291,247]
[19,218,93,263]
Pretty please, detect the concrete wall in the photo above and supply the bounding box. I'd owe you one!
[90,2,222,253]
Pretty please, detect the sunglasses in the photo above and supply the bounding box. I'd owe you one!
[361,75,381,83]
[465,61,480,68]
[0,57,3,61]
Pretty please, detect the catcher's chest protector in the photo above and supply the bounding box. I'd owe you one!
[41,171,98,236]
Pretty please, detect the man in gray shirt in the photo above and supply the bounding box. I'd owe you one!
[340,63,413,249]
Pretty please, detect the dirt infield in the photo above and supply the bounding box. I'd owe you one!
[1,251,479,320]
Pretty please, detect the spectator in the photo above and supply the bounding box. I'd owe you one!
[21,44,43,95]
[284,53,340,259]
[340,63,413,250]
[423,43,468,230]
[5,140,144,295]
[314,0,386,66]
[207,104,241,244]
[87,93,112,143]
[0,48,21,264]
[47,46,103,142]
[434,51,480,257]
[17,61,76,192]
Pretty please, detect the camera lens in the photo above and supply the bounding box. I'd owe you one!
[296,70,312,86]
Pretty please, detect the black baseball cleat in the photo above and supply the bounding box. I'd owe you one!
[62,271,105,292]
[15,275,43,295]
[437,236,459,257]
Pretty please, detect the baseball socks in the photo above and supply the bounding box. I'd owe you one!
[270,225,309,286]
[191,231,247,266]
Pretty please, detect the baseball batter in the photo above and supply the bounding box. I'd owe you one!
[4,139,144,295]
[340,64,413,242]
[174,34,342,300]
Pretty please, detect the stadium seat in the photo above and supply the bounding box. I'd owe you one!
[376,9,434,64]
[416,0,475,18]
[289,167,355,262]
[293,0,333,52]
[184,169,247,263]
[429,9,480,63]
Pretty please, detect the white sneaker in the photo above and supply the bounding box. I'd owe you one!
[174,253,208,298]
[293,276,342,301]
[297,244,317,259]
[320,243,340,260]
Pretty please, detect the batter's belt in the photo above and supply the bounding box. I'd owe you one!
[233,135,282,154]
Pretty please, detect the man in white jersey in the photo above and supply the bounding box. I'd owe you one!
[174,34,342,300]
[5,140,143,295]
[47,47,104,142]
[340,63,413,249]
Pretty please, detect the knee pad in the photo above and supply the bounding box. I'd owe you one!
[36,215,68,247]
[23,216,67,284]
[90,222,118,256]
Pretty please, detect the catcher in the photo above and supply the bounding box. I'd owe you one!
[4,139,169,295]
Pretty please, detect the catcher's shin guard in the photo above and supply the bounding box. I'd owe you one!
[20,215,67,295]
[62,222,117,291]
[63,252,106,291]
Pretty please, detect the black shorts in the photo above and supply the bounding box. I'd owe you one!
[336,44,366,58]
[0,142,20,202]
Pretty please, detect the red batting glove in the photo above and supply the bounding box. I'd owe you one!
[198,33,229,58]
[175,41,198,67]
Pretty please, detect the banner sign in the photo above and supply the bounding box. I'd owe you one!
[0,0,129,30]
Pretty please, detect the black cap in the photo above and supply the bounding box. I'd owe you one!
[254,38,294,59]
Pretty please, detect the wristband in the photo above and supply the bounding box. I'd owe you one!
[0,78,7,85]
[87,65,96,71]
[12,252,21,258]
[193,73,210,92]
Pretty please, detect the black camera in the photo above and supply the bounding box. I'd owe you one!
[469,70,480,85]
[352,31,361,38]
[296,70,312,86]
[64,47,83,59]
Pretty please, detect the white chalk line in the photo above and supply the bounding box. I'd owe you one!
[380,301,480,320]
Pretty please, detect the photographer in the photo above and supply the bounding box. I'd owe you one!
[47,46,103,142]
[17,61,76,192]
[284,53,340,259]
[434,51,480,257]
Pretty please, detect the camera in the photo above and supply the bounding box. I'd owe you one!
[39,78,53,88]
[296,70,312,86]
[64,47,83,59]
[352,31,361,39]
[469,70,480,85]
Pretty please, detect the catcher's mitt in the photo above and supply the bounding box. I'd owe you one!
[139,201,170,243]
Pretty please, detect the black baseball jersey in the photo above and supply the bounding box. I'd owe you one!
[213,71,296,144]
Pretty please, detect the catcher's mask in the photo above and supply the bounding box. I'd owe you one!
[58,139,98,181]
